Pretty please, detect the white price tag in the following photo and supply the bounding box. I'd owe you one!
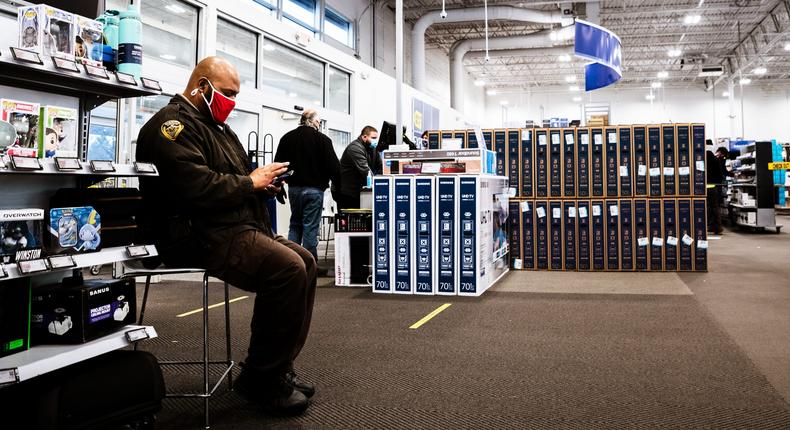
[566,134,575,145]
[537,207,546,218]
[620,166,629,177]
[697,240,709,249]
[551,134,560,145]
[508,187,517,197]
[666,236,679,246]
[552,208,562,219]
[696,160,705,172]
[663,167,675,176]
[592,205,602,216]
[568,207,577,218]
[649,167,661,177]
[610,205,619,216]
[538,135,547,146]
[522,129,532,142]
[608,133,617,144]
[594,134,603,146]
[513,259,523,270]
[521,201,530,212]
[678,166,690,176]
[652,237,664,247]
[638,165,647,176]
[682,234,694,246]
[581,134,590,145]
[638,237,649,247]
[579,207,588,218]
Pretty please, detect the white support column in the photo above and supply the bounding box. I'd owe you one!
[396,0,403,148]
[728,79,736,139]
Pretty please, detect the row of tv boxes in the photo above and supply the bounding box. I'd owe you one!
[0,277,136,359]
[426,124,708,198]
[508,198,708,272]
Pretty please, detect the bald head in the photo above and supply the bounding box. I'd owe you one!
[183,56,240,116]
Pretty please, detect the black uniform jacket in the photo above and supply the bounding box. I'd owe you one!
[136,95,272,271]
[338,138,382,198]
[273,125,339,190]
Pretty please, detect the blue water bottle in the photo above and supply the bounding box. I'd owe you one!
[97,10,119,71]
[118,1,142,78]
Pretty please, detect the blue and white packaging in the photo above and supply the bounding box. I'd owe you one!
[413,177,436,295]
[393,177,413,294]
[372,177,393,293]
[47,206,101,255]
[437,176,458,295]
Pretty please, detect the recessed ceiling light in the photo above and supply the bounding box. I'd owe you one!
[568,85,580,92]
[565,75,577,83]
[159,54,177,61]
[657,71,669,79]
[165,4,187,14]
[289,92,298,97]
[500,100,509,106]
[683,14,701,25]
[668,49,682,58]
[753,66,767,75]
[740,78,752,85]
[558,54,571,62]
[651,82,662,89]
[645,94,655,101]
[722,91,730,97]
[263,44,276,52]
[486,89,497,96]
[572,96,582,102]
[474,79,486,87]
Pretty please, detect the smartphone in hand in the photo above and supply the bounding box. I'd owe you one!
[273,170,294,185]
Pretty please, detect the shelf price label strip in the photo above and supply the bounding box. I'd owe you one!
[768,162,790,170]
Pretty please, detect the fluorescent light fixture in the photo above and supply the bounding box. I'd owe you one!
[159,54,177,61]
[288,92,298,97]
[568,85,580,92]
[558,54,571,62]
[651,82,662,88]
[263,44,276,52]
[785,42,790,51]
[668,49,682,57]
[753,66,767,75]
[657,71,669,79]
[486,89,497,96]
[572,96,582,102]
[500,100,509,106]
[165,4,187,14]
[683,14,701,25]
[739,78,752,85]
[645,94,655,101]
[565,75,577,83]
[722,91,730,97]
[474,79,486,87]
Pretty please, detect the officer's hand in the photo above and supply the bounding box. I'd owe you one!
[251,162,289,191]
[264,182,283,197]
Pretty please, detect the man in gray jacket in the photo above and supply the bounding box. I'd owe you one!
[336,126,382,210]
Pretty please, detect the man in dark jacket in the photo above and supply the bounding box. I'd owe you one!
[274,109,339,262]
[336,126,382,210]
[136,57,316,416]
[706,149,724,235]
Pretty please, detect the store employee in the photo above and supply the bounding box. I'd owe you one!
[135,57,316,416]
[336,126,382,210]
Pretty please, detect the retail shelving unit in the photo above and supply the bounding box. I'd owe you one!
[728,141,781,232]
[0,48,162,386]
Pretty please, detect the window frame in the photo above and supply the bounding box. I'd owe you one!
[216,14,261,89]
[281,0,319,35]
[324,7,354,48]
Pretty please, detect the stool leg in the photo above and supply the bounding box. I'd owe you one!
[134,275,153,352]
[224,282,233,389]
[203,272,210,429]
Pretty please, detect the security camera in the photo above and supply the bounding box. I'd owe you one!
[440,10,447,19]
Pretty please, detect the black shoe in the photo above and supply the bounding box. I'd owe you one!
[235,369,309,416]
[316,267,329,277]
[285,370,316,398]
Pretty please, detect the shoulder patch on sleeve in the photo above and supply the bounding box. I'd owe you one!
[160,120,184,141]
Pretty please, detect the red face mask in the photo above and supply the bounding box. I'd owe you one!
[193,78,236,124]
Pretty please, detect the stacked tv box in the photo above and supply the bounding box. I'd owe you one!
[428,124,708,272]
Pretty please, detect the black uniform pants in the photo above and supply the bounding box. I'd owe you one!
[215,231,317,377]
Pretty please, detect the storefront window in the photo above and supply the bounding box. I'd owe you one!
[327,66,350,114]
[226,110,260,153]
[262,39,323,107]
[327,129,350,158]
[283,0,317,30]
[325,8,353,48]
[217,18,258,88]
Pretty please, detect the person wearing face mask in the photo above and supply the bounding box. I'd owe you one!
[135,57,317,416]
[336,126,383,210]
[274,109,340,269]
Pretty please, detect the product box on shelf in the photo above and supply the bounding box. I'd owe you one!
[606,200,620,270]
[649,199,664,271]
[648,126,662,197]
[30,278,136,345]
[373,177,392,293]
[441,131,453,148]
[521,200,535,270]
[453,130,467,149]
[494,130,507,177]
[393,177,413,294]
[507,130,520,196]
[577,129,591,197]
[74,15,104,67]
[591,128,605,197]
[633,126,648,196]
[413,177,435,295]
[1,209,46,264]
[466,130,478,149]
[619,127,633,197]
[549,129,562,198]
[0,278,31,358]
[634,199,649,270]
[605,128,619,197]
[427,131,440,150]
[664,199,678,271]
[47,207,101,255]
[37,105,78,158]
[619,199,634,271]
[678,199,694,271]
[535,130,549,197]
[693,198,708,271]
[577,200,591,271]
[563,200,577,270]
[437,176,458,294]
[17,4,75,60]
[692,124,707,196]
[549,201,563,270]
[534,200,549,270]
[508,201,522,269]
[563,128,576,197]
[1,99,40,155]
[676,125,692,196]
[521,129,534,198]
[662,124,677,196]
[483,130,494,151]
[591,200,605,270]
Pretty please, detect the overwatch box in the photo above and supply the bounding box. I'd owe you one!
[47,207,101,255]
[17,5,75,60]
[372,177,393,293]
[31,278,136,345]
[0,278,31,358]
[74,15,104,68]
[1,209,45,264]
[549,130,562,198]
[1,99,40,155]
[562,129,576,197]
[38,106,78,158]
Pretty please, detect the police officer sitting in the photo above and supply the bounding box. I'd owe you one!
[136,57,316,416]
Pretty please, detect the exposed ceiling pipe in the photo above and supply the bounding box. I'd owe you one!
[412,5,571,91]
[465,46,574,60]
[450,27,575,111]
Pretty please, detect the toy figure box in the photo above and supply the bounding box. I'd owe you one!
[0,209,45,264]
[1,99,40,156]
[38,106,78,158]
[31,278,136,345]
[74,15,104,67]
[0,278,31,358]
[47,207,101,255]
[17,5,75,60]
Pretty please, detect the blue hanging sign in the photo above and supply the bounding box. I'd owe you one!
[574,20,622,91]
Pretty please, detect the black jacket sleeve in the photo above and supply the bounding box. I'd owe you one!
[348,141,370,178]
[323,134,341,187]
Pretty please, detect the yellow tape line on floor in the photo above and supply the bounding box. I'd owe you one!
[410,303,452,329]
[177,296,250,318]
